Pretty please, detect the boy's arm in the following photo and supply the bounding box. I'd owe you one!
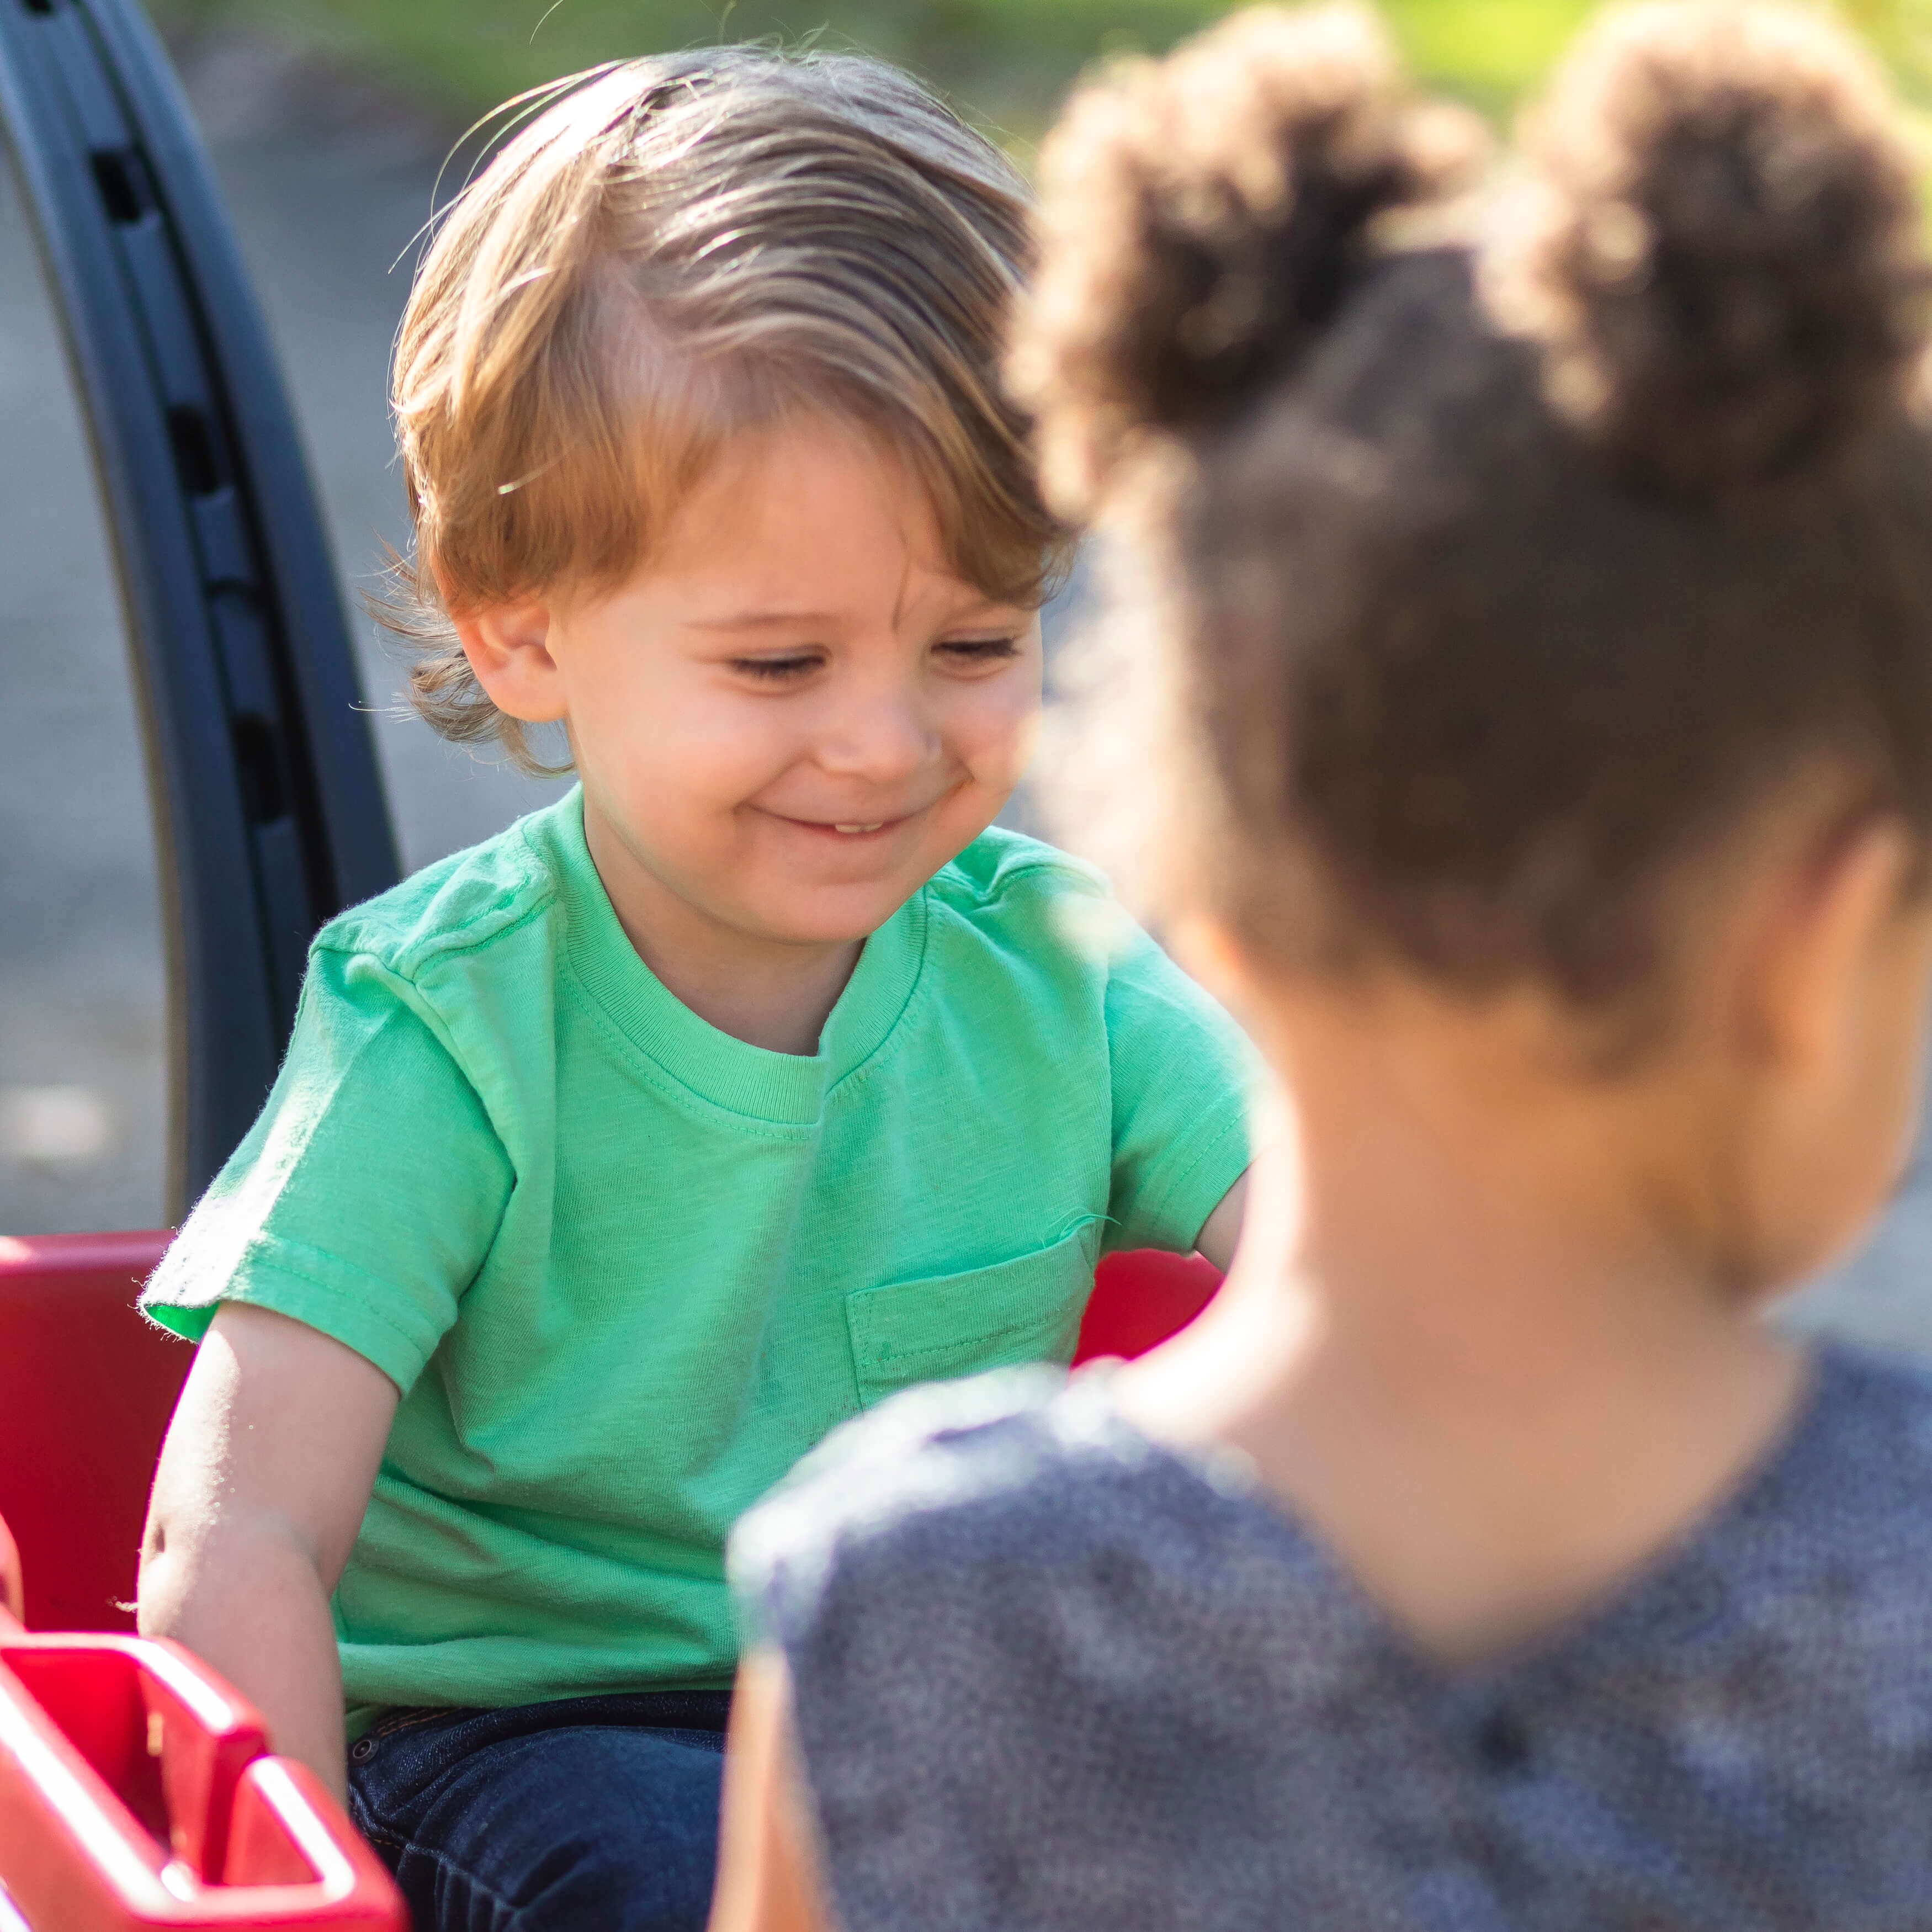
[710,1650,834,1932]
[1195,1171,1249,1273]
[139,1302,398,1802]
[1098,915,1254,1263]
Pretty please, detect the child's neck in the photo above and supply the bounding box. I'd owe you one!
[1118,1025,1807,1670]
[585,804,862,1056]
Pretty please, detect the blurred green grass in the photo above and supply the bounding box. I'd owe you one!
[147,0,1932,140]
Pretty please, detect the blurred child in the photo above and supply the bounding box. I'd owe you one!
[135,48,1250,1932]
[718,6,1932,1926]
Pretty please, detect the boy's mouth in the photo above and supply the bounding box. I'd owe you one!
[768,811,912,841]
[760,784,965,845]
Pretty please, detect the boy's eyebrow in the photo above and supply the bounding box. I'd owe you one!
[686,602,1024,631]
[685,609,844,630]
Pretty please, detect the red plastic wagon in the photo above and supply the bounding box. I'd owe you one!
[0,1234,408,1930]
[0,1232,1216,1932]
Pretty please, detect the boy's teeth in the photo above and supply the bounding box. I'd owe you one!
[834,822,884,834]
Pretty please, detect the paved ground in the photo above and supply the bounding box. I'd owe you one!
[3,147,171,1237]
[1,126,1926,1365]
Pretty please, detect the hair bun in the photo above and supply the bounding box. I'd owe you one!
[1010,3,1485,519]
[1489,0,1932,495]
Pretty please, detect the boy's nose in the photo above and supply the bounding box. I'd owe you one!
[814,687,935,787]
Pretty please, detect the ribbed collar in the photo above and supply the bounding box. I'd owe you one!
[531,789,927,1125]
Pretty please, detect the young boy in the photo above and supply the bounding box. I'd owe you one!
[135,45,1249,1932]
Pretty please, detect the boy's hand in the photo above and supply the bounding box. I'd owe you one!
[139,1302,398,1800]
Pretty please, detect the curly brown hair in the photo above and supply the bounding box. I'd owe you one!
[1014,0,1932,1043]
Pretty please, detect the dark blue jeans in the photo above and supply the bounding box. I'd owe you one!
[345,1691,731,1932]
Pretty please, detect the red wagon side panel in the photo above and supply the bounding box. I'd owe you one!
[0,1232,183,1634]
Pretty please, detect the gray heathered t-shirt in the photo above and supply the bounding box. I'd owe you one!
[732,1347,1932,1931]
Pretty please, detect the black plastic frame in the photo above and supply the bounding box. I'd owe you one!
[0,0,399,1212]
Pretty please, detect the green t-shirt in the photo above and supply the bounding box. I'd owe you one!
[142,791,1250,1723]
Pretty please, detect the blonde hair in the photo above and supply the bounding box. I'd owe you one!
[390,47,1066,771]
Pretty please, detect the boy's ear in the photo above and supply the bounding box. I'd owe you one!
[450,596,569,724]
[1741,816,1915,1077]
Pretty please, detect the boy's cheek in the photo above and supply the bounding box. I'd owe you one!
[1000,700,1043,784]
[949,678,1042,788]
[595,702,799,824]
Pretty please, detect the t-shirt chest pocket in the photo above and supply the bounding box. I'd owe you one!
[844,1227,1096,1409]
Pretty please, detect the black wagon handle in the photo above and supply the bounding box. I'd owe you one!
[0,0,400,1213]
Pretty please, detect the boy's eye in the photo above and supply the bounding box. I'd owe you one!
[730,653,822,682]
[937,635,1022,667]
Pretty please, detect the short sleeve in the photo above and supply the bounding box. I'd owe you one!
[141,943,513,1394]
[1104,927,1254,1254]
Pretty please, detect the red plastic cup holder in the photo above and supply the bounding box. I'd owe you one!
[0,1630,403,1929]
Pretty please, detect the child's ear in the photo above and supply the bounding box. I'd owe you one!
[450,595,569,724]
[1742,816,1917,1079]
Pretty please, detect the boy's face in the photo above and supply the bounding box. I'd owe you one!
[465,415,1042,948]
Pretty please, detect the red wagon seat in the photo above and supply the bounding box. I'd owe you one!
[0,1233,185,1636]
[0,1232,1218,1642]
[1074,1248,1223,1366]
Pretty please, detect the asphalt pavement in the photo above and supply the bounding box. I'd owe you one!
[0,128,1926,1368]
